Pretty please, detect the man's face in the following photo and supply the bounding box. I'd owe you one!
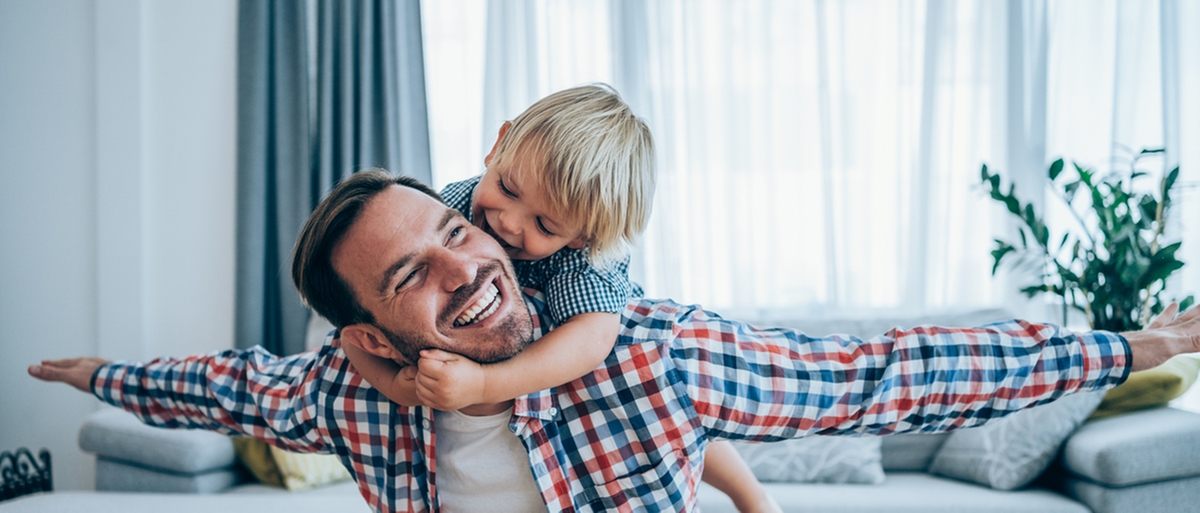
[331,185,533,364]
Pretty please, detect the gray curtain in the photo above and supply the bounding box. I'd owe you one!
[236,0,431,355]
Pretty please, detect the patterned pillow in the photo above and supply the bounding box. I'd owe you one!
[928,390,1104,490]
[731,437,885,484]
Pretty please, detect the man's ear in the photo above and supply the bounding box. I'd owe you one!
[483,121,512,167]
[340,324,407,363]
[567,235,588,250]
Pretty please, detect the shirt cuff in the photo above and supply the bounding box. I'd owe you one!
[1081,330,1133,390]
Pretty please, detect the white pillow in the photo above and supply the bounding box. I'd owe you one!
[731,437,885,484]
[928,390,1104,490]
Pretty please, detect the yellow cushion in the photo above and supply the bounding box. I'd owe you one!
[1090,355,1200,419]
[233,437,283,487]
[233,438,351,491]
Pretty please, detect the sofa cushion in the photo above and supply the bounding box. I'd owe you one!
[1066,473,1200,513]
[1062,406,1200,487]
[95,457,241,493]
[880,432,950,471]
[732,437,884,484]
[929,391,1104,490]
[696,473,1090,513]
[79,408,237,474]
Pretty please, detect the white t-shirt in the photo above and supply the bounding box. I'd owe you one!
[433,407,546,513]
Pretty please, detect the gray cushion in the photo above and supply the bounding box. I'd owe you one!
[929,391,1104,490]
[96,457,240,493]
[1062,406,1200,486]
[79,408,237,474]
[1066,473,1200,513]
[731,437,884,484]
[880,432,950,471]
[696,472,1090,513]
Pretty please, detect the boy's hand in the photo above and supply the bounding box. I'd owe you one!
[415,349,487,411]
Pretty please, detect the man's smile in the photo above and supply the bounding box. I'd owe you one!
[454,281,501,327]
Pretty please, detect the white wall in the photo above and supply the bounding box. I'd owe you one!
[0,0,237,491]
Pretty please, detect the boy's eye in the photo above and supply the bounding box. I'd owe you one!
[498,178,517,198]
[536,218,556,236]
[449,226,463,239]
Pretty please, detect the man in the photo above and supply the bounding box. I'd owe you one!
[31,170,1200,513]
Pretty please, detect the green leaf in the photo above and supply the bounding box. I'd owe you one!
[1063,181,1082,203]
[1182,295,1195,313]
[1049,159,1064,181]
[1140,148,1166,154]
[1076,163,1093,186]
[1020,285,1049,298]
[980,164,990,184]
[1005,195,1020,215]
[991,243,1016,275]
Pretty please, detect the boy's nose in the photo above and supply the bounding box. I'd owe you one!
[496,212,522,236]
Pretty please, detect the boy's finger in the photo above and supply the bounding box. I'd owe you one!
[42,358,84,368]
[419,349,456,362]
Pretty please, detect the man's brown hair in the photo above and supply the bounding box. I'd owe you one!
[291,169,441,328]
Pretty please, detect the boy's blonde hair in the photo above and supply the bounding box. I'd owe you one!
[488,83,656,265]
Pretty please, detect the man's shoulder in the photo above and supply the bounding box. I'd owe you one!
[438,175,482,217]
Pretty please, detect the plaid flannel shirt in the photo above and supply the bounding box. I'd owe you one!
[91,292,1130,512]
[440,176,642,323]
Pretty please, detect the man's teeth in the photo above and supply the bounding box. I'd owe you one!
[454,283,500,327]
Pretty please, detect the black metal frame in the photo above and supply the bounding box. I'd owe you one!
[0,448,52,501]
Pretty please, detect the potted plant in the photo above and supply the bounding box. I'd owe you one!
[981,149,1192,331]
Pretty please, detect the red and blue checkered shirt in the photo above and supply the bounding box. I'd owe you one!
[91,292,1130,512]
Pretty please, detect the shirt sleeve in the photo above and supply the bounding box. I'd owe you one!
[90,345,332,454]
[668,306,1131,442]
[539,251,637,323]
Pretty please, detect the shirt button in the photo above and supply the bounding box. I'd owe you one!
[547,407,558,417]
[422,418,432,430]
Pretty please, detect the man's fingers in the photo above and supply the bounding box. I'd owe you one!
[27,364,54,381]
[1147,303,1180,329]
[41,357,85,368]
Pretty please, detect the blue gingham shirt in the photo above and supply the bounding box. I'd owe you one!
[440,176,642,323]
[91,291,1131,512]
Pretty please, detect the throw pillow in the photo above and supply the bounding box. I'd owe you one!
[1090,354,1200,419]
[731,437,885,484]
[929,390,1104,490]
[233,437,283,487]
[233,438,351,491]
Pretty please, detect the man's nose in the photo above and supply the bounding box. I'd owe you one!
[434,247,477,291]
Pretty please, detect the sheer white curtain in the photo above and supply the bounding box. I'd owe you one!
[421,0,1198,321]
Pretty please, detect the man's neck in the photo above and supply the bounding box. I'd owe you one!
[458,400,515,417]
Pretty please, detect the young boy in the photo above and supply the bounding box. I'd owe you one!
[343,84,779,512]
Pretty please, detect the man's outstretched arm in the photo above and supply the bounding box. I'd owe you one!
[673,301,1199,442]
[30,347,331,454]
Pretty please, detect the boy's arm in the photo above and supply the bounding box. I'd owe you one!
[342,341,423,407]
[416,312,619,410]
[701,440,781,513]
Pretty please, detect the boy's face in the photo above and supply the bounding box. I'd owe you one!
[475,136,588,261]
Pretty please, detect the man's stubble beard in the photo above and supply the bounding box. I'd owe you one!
[379,260,534,365]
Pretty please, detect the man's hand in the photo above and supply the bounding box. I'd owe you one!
[1123,302,1200,372]
[28,357,108,393]
[414,349,487,411]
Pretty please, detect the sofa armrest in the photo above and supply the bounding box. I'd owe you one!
[1061,407,1200,487]
[78,407,238,475]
